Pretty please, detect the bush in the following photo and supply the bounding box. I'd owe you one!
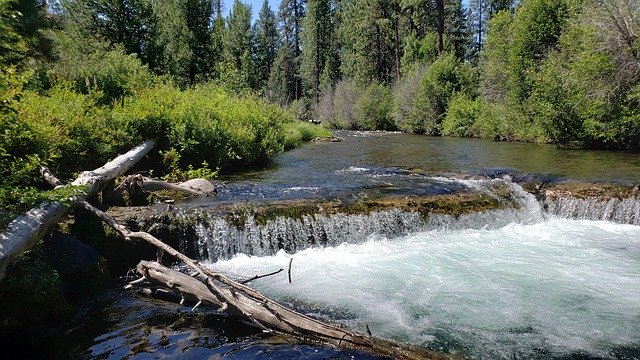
[393,65,428,134]
[442,93,480,137]
[113,83,295,171]
[51,47,158,105]
[283,121,332,150]
[354,82,395,131]
[317,80,394,131]
[16,86,116,176]
[407,53,478,135]
[330,79,360,129]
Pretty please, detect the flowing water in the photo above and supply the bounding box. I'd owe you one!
[60,131,640,359]
[208,186,640,359]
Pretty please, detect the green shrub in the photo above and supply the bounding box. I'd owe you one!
[283,121,332,150]
[16,86,116,176]
[443,93,480,137]
[410,53,478,135]
[354,82,395,131]
[330,79,360,129]
[51,47,158,105]
[393,65,428,134]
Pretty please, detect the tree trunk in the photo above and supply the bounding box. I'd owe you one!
[0,140,156,278]
[436,0,445,54]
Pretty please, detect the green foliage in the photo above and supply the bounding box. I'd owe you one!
[254,0,278,90]
[412,53,478,135]
[301,0,333,101]
[473,101,545,142]
[354,82,395,131]
[507,0,569,104]
[161,148,219,181]
[321,79,394,131]
[442,93,480,137]
[402,33,452,71]
[283,121,332,149]
[52,47,158,105]
[340,0,402,84]
[526,0,640,150]
[224,0,253,88]
[324,79,359,129]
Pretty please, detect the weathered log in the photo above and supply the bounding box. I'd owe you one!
[134,260,224,309]
[0,140,156,278]
[74,199,453,360]
[118,175,213,196]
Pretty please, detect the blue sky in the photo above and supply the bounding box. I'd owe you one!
[223,0,281,21]
[223,0,472,22]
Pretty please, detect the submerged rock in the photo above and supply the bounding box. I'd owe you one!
[44,231,110,304]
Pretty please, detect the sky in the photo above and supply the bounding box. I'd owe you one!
[223,0,281,21]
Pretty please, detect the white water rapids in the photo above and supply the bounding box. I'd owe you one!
[204,181,640,359]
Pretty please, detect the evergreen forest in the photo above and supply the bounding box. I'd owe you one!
[1,0,640,224]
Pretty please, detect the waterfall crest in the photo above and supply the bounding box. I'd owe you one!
[190,177,546,261]
[544,195,640,225]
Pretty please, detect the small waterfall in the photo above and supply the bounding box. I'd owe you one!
[544,195,640,225]
[195,210,426,262]
[188,177,546,262]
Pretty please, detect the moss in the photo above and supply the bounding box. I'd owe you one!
[543,182,639,201]
[204,193,511,228]
[253,204,319,226]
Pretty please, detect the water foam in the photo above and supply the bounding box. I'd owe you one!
[209,218,640,359]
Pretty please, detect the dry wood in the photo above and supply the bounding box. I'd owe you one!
[116,175,210,196]
[0,140,156,278]
[134,260,224,309]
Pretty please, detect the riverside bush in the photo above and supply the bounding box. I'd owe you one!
[355,82,395,131]
[320,80,394,131]
[442,93,480,137]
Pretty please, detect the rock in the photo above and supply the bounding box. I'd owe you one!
[43,231,111,304]
[179,178,216,194]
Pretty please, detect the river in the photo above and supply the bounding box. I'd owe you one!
[54,131,640,359]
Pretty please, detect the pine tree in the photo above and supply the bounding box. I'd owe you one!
[254,0,278,90]
[183,0,214,84]
[60,0,152,57]
[269,0,305,102]
[445,0,468,61]
[301,0,332,102]
[224,0,253,87]
[467,0,512,62]
[340,0,402,84]
[319,0,341,92]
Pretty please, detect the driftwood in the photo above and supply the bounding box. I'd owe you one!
[71,197,453,360]
[116,175,213,196]
[0,140,156,278]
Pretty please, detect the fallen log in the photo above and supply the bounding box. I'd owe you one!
[0,140,156,278]
[73,198,453,360]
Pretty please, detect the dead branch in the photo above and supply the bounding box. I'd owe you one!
[74,198,451,359]
[240,268,284,284]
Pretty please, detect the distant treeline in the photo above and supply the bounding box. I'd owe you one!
[20,0,634,151]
